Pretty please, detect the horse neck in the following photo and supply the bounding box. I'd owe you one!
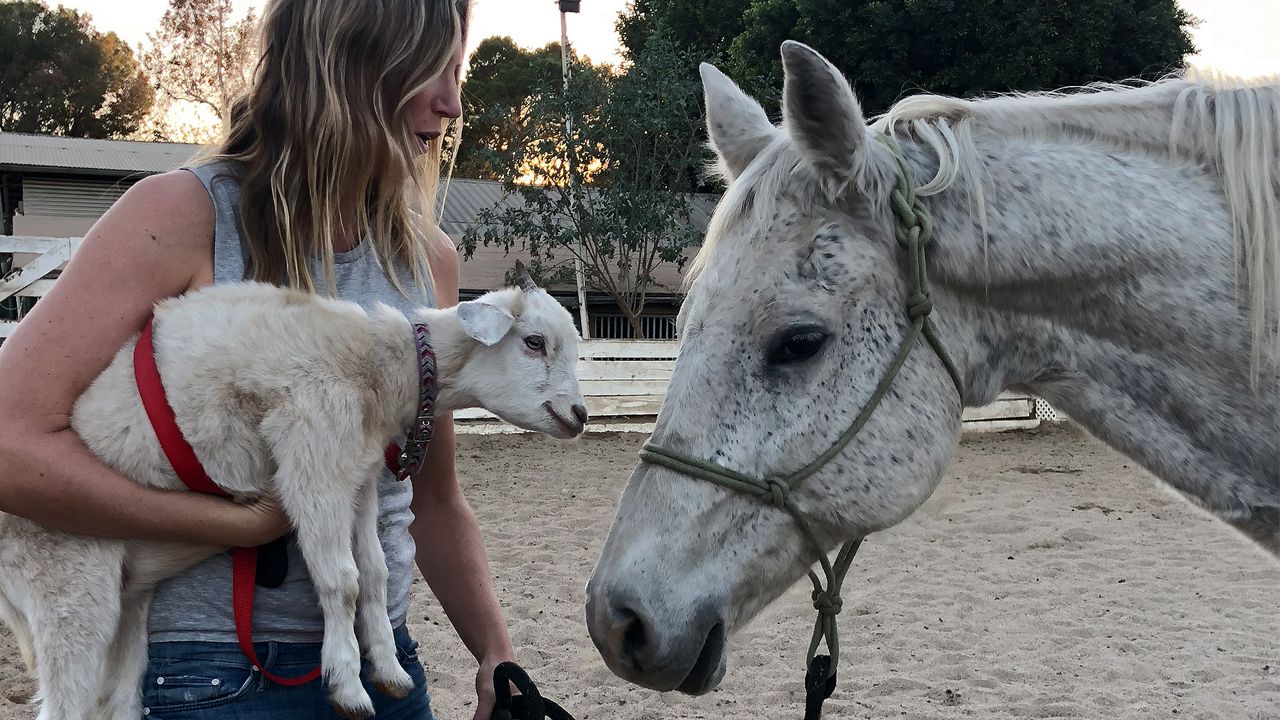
[913,132,1229,399]
[909,131,1280,542]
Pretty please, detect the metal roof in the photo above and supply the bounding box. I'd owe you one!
[437,178,522,236]
[437,177,721,238]
[0,134,723,228]
[0,135,719,298]
[0,132,205,177]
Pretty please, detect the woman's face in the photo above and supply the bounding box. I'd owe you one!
[406,39,465,153]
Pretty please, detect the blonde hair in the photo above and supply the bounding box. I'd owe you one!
[206,0,470,293]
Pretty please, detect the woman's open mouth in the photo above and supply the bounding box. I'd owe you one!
[415,131,441,151]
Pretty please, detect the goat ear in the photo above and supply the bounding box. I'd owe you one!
[513,260,538,292]
[457,299,515,346]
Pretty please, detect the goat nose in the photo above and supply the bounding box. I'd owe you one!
[572,403,589,426]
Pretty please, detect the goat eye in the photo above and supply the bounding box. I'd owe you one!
[768,328,829,365]
[524,335,546,352]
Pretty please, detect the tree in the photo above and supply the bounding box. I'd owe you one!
[138,0,258,142]
[0,1,154,138]
[455,37,567,180]
[460,33,706,338]
[618,0,1195,195]
[619,0,1198,119]
[616,0,753,64]
[726,0,1196,116]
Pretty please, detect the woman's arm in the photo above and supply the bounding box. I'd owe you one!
[0,170,289,547]
[409,228,515,719]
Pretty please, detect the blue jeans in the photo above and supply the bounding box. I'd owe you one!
[141,625,435,719]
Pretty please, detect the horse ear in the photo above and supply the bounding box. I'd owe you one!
[781,41,869,185]
[701,62,775,182]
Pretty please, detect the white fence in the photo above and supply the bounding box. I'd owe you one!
[0,235,77,335]
[456,339,1044,434]
[1,235,1048,433]
[589,313,679,341]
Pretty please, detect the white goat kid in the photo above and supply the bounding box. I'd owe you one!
[0,272,587,720]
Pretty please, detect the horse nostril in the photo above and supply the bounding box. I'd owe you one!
[599,588,655,670]
[615,605,649,665]
[572,403,589,426]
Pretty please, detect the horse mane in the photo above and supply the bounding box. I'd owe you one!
[869,70,1280,372]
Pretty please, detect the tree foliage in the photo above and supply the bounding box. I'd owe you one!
[620,0,1196,117]
[454,37,566,180]
[0,1,154,138]
[616,0,753,66]
[138,0,258,142]
[460,33,705,337]
[725,0,1197,115]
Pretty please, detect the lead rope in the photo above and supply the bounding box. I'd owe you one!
[491,662,576,720]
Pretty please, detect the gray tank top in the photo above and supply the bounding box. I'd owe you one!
[148,160,434,643]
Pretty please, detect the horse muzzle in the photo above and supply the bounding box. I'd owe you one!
[584,580,728,694]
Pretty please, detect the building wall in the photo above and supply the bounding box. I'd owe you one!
[22,177,131,218]
[11,176,128,237]
[12,215,94,237]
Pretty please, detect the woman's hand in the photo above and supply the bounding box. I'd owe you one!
[473,654,516,720]
[223,495,292,548]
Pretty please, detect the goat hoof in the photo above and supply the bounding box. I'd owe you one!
[373,663,416,699]
[374,680,412,700]
[332,702,375,720]
[329,687,375,720]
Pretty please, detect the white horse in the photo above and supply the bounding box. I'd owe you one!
[586,41,1280,696]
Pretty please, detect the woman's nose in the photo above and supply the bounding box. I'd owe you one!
[432,85,462,120]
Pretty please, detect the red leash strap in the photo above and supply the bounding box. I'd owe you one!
[134,317,322,686]
[230,548,322,686]
[135,319,224,497]
[384,441,404,477]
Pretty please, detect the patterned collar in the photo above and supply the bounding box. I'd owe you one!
[393,322,438,481]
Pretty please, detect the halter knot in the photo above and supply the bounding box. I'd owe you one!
[811,590,843,616]
[766,478,789,509]
[906,291,934,319]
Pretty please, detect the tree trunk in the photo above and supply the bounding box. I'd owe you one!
[622,306,646,339]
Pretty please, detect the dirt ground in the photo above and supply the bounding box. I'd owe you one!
[1,425,1276,719]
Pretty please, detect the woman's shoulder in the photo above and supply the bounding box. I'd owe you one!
[425,225,458,273]
[128,168,211,203]
[424,224,459,306]
[95,169,208,242]
[106,170,215,262]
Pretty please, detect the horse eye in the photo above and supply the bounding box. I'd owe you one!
[524,335,546,352]
[768,328,829,365]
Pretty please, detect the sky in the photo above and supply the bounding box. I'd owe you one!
[467,0,629,66]
[1180,0,1280,78]
[51,0,631,68]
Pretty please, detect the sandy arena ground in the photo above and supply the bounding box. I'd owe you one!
[0,425,1276,719]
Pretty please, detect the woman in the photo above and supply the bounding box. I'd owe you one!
[0,1,513,717]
